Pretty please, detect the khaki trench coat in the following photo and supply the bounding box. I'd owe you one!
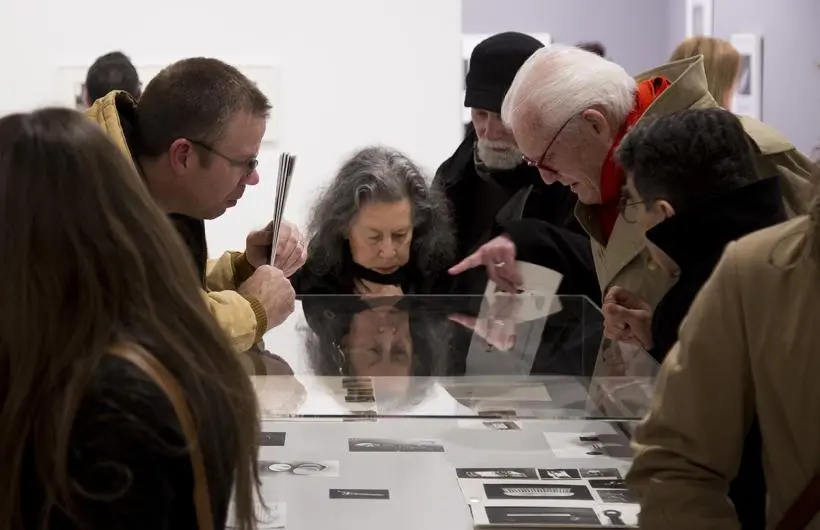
[575,55,818,307]
[627,214,820,529]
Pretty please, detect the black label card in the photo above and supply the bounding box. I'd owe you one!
[588,478,627,490]
[329,489,389,500]
[259,432,286,446]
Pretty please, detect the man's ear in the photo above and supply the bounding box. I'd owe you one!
[657,199,676,219]
[581,108,611,139]
[168,138,196,175]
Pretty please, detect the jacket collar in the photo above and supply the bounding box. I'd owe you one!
[84,91,140,168]
[636,55,715,120]
[647,177,787,272]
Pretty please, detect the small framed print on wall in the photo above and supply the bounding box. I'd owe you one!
[730,34,764,120]
[685,0,714,37]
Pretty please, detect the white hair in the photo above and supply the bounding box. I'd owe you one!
[501,44,637,139]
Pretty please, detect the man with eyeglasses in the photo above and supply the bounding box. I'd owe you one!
[450,44,816,324]
[438,33,597,300]
[86,57,305,353]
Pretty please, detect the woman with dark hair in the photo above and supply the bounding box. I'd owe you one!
[0,109,259,529]
[291,146,456,295]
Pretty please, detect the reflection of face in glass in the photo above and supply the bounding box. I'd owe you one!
[343,306,413,386]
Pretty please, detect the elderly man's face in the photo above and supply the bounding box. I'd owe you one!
[510,110,612,205]
[471,108,522,170]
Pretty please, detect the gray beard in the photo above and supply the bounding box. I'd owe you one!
[476,139,522,171]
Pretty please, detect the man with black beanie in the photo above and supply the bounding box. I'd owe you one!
[434,32,595,299]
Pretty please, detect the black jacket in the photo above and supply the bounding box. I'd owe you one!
[22,355,234,530]
[647,176,787,530]
[433,123,590,296]
[290,248,453,296]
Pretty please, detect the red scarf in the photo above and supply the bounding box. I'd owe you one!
[595,76,672,240]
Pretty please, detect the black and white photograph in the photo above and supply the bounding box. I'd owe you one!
[729,34,763,119]
[483,420,521,431]
[259,460,340,477]
[349,438,444,453]
[484,483,594,501]
[595,504,640,527]
[457,468,538,480]
[482,506,601,526]
[538,468,581,480]
[544,432,632,458]
[588,479,627,490]
[596,489,636,504]
[737,54,752,95]
[580,468,623,480]
[329,489,390,500]
[259,432,286,446]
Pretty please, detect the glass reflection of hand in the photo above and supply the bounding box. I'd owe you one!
[449,292,523,351]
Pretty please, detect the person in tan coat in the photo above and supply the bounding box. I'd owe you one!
[86,58,306,353]
[448,45,816,312]
[627,164,820,529]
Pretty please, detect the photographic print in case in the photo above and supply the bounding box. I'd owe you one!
[484,483,594,501]
[481,506,601,526]
[259,460,339,477]
[538,468,582,480]
[457,468,538,480]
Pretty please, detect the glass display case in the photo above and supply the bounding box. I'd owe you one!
[239,294,658,529]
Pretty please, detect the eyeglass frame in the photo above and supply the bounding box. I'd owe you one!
[617,187,647,224]
[521,112,579,174]
[187,138,259,176]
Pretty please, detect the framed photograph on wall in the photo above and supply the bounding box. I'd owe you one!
[461,33,552,126]
[730,34,763,120]
[685,0,714,37]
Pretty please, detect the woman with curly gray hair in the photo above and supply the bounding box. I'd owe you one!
[291,146,456,295]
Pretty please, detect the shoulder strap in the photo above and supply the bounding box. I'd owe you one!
[777,475,820,530]
[109,345,214,530]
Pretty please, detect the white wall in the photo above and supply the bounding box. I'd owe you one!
[0,0,464,257]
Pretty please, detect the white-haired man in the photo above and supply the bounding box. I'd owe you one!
[450,45,816,313]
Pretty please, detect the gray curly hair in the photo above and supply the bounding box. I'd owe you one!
[306,146,455,280]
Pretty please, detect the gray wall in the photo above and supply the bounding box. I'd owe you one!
[461,0,670,76]
[669,0,820,155]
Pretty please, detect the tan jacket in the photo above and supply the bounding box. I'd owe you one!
[576,55,818,307]
[627,215,820,529]
[85,92,265,353]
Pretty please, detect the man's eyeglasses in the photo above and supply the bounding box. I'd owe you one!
[618,192,645,224]
[188,139,259,176]
[522,113,578,174]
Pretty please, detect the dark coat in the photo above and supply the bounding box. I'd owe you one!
[433,123,591,296]
[647,176,787,530]
[290,247,453,296]
[22,355,234,530]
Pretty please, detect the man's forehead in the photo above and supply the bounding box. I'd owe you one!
[220,111,265,153]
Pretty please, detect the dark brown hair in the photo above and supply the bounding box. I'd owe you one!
[576,41,606,57]
[85,51,142,103]
[0,108,259,529]
[136,57,271,157]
